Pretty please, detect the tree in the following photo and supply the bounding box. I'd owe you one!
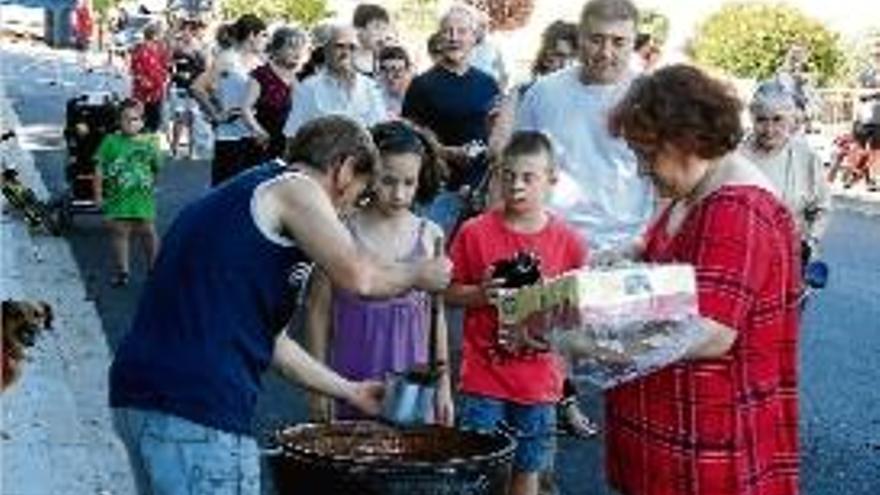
[639,9,669,45]
[691,2,845,86]
[220,0,332,26]
[464,0,535,32]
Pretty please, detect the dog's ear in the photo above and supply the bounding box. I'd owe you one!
[38,301,53,329]
[2,300,23,320]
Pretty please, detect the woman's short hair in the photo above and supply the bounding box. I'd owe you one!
[370,120,447,204]
[609,64,744,159]
[532,20,579,76]
[285,115,379,176]
[266,26,308,58]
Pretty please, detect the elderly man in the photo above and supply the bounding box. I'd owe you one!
[283,25,386,137]
[402,4,500,233]
[110,116,452,495]
[516,0,653,254]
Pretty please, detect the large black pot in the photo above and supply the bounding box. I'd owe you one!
[269,421,515,495]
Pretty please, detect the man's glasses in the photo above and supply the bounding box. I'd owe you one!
[333,42,357,51]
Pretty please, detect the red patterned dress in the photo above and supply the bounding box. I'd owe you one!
[605,185,802,495]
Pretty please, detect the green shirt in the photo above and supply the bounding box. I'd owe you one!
[95,133,162,220]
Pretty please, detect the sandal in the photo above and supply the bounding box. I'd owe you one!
[557,396,599,439]
[110,271,129,288]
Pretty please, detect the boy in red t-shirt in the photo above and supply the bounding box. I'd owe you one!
[447,131,588,495]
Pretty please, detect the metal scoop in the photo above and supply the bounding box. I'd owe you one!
[381,238,446,426]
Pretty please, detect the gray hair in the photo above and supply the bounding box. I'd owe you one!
[580,0,639,29]
[267,26,309,58]
[439,3,479,32]
[750,81,798,113]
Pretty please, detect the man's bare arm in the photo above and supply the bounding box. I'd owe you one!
[267,173,450,298]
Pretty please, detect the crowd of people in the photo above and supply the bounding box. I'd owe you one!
[76,0,855,494]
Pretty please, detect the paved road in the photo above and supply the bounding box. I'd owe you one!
[4,44,879,494]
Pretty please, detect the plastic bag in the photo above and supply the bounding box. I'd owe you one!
[493,263,709,389]
[191,108,214,160]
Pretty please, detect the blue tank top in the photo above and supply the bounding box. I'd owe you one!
[109,162,312,434]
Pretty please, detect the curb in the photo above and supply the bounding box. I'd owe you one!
[1,67,136,494]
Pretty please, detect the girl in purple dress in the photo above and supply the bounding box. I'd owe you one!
[306,120,453,424]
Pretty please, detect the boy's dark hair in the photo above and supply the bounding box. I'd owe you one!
[353,4,390,29]
[119,98,144,115]
[501,131,556,167]
[285,115,379,176]
[370,120,448,204]
[231,14,266,44]
[378,45,411,67]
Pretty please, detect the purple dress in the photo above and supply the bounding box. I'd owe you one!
[331,220,430,418]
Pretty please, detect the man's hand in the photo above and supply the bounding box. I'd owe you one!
[345,380,385,416]
[434,376,455,426]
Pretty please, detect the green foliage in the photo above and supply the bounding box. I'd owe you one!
[639,9,669,45]
[692,2,845,86]
[92,0,120,18]
[220,0,332,26]
[394,0,440,34]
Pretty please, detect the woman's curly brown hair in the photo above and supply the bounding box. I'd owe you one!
[609,64,744,160]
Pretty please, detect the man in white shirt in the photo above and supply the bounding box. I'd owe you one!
[516,0,654,253]
[283,25,386,137]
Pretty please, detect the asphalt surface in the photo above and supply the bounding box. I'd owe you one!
[3,43,879,494]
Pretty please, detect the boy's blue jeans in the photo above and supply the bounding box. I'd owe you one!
[458,394,557,473]
[113,408,260,495]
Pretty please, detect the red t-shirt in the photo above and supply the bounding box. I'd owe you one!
[130,41,170,104]
[605,186,801,495]
[73,5,93,43]
[450,209,588,404]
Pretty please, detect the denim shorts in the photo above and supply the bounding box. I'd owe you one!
[457,394,556,473]
[113,408,260,495]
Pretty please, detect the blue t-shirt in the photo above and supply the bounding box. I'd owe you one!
[403,65,499,187]
[109,162,312,435]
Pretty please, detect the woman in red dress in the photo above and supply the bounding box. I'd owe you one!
[604,64,802,495]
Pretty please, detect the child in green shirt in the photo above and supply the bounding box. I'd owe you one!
[94,99,162,287]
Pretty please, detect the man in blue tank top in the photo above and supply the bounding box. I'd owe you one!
[109,115,452,494]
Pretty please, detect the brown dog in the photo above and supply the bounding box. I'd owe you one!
[2,299,53,391]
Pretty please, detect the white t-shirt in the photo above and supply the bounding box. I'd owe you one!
[283,69,386,137]
[515,65,654,251]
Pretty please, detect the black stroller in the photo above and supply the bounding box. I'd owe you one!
[57,91,120,228]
